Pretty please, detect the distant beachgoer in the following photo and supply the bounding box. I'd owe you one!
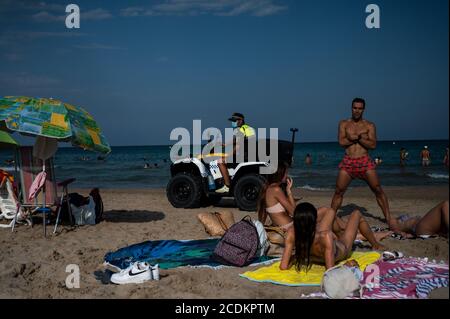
[331,98,401,234]
[144,163,150,169]
[4,159,14,165]
[421,146,431,167]
[443,147,449,168]
[374,157,382,166]
[279,202,386,271]
[305,154,312,165]
[400,148,408,167]
[395,201,449,238]
[154,163,158,168]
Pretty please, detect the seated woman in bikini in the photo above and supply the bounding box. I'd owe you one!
[257,162,296,240]
[280,202,386,271]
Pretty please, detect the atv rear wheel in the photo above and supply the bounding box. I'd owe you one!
[233,174,266,211]
[166,173,203,208]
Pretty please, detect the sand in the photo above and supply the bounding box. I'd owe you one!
[0,186,448,299]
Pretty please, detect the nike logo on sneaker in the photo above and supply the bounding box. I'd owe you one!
[128,269,147,276]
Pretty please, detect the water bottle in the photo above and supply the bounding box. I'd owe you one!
[207,174,216,190]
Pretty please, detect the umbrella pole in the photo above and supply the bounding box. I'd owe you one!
[43,161,46,237]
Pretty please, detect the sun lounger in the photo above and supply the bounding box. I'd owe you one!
[0,178,28,228]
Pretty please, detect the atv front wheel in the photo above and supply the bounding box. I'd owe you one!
[233,174,266,211]
[166,173,203,208]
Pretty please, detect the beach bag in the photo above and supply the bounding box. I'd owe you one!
[68,192,89,207]
[266,242,285,257]
[71,196,96,225]
[89,188,104,223]
[321,265,362,299]
[197,211,235,236]
[252,220,269,257]
[264,226,286,246]
[58,192,88,223]
[263,226,286,257]
[212,216,259,267]
[59,189,103,224]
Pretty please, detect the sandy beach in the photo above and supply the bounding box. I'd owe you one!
[0,185,448,299]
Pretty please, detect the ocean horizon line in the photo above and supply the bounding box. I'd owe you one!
[52,138,449,149]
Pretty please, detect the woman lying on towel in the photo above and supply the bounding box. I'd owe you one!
[280,203,386,271]
[394,200,449,238]
[257,162,296,241]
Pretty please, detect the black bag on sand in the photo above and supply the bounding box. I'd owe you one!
[68,193,89,207]
[58,188,104,224]
[89,188,104,224]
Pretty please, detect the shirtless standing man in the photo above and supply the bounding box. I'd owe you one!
[331,98,401,232]
[421,146,431,167]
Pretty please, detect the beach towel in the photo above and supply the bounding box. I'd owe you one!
[104,238,278,270]
[239,251,381,287]
[359,257,449,299]
[28,171,46,201]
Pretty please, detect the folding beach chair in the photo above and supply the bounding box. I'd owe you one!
[0,170,28,228]
[12,146,74,236]
[0,132,27,228]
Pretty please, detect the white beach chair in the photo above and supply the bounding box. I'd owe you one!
[0,177,29,228]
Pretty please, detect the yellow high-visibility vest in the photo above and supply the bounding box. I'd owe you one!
[239,124,255,137]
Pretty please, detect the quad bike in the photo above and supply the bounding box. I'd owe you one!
[166,130,297,211]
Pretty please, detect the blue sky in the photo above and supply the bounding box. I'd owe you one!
[1,0,448,146]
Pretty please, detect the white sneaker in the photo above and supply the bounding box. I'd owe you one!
[110,262,152,284]
[151,264,160,280]
[215,185,229,194]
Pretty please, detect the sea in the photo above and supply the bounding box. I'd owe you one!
[0,140,448,190]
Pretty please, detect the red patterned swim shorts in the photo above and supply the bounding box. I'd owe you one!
[338,155,376,179]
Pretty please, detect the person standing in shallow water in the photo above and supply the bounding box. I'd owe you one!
[305,154,312,165]
[443,147,449,168]
[421,146,431,167]
[400,148,408,167]
[331,98,403,234]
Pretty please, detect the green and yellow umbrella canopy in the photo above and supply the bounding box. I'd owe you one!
[0,130,19,148]
[0,96,110,154]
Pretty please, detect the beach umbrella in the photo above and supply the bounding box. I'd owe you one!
[0,130,19,172]
[0,130,19,148]
[0,131,19,184]
[0,96,110,154]
[0,96,110,236]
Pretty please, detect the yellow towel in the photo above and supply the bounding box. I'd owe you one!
[240,251,381,286]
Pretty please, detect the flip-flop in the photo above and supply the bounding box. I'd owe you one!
[390,233,405,240]
[353,239,366,249]
[371,226,389,232]
[382,251,404,261]
[417,234,438,239]
[390,232,418,240]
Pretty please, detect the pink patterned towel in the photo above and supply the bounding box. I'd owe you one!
[28,171,47,201]
[360,257,448,299]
